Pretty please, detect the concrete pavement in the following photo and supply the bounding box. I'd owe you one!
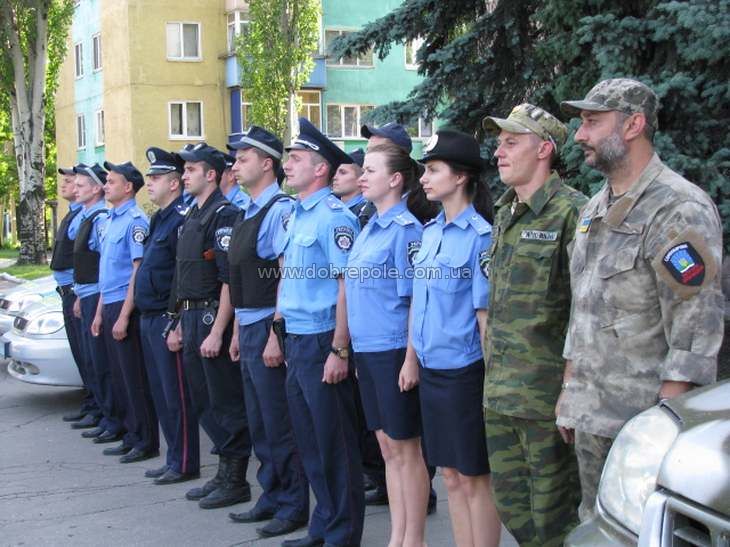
[0,364,517,546]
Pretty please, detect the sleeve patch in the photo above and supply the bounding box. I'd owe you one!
[281,211,291,231]
[652,228,718,299]
[407,240,421,266]
[334,225,354,251]
[215,226,233,251]
[662,242,705,286]
[479,249,490,279]
[132,225,147,244]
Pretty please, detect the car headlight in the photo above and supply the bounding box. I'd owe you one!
[598,405,679,534]
[24,311,65,335]
[7,293,43,313]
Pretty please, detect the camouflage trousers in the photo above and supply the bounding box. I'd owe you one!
[574,429,614,522]
[485,409,580,547]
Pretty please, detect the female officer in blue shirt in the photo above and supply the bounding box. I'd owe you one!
[345,143,437,547]
[410,129,501,547]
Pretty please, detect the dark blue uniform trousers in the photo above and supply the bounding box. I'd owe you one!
[79,294,124,435]
[239,316,308,521]
[140,313,199,475]
[285,331,364,547]
[102,301,158,452]
[60,288,100,416]
[180,308,250,459]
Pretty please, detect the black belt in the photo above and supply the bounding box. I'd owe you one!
[179,299,218,310]
[56,284,74,297]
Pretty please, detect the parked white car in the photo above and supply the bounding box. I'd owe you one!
[0,275,59,335]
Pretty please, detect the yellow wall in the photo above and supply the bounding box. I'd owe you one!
[55,34,77,219]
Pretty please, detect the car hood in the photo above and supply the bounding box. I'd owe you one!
[658,380,730,516]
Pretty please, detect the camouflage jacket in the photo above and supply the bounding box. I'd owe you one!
[558,154,724,438]
[484,172,588,420]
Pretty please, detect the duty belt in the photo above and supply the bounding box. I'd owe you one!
[179,299,219,310]
[56,284,74,298]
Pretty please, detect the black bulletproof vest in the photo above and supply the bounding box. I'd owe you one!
[228,194,293,309]
[350,200,376,228]
[175,195,228,300]
[50,206,82,271]
[73,209,107,284]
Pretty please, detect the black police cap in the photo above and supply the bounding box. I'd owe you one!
[177,142,226,177]
[227,126,284,160]
[222,152,236,169]
[59,162,87,176]
[286,117,352,172]
[76,163,108,186]
[146,147,184,175]
[418,129,485,172]
[103,160,144,192]
[348,148,365,168]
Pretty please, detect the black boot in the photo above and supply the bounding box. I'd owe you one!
[198,456,251,509]
[185,456,228,501]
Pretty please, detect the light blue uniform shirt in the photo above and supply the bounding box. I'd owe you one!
[226,184,252,210]
[52,202,83,286]
[98,199,149,304]
[234,182,293,327]
[343,193,365,209]
[72,200,108,299]
[278,187,359,335]
[345,201,422,352]
[410,204,492,369]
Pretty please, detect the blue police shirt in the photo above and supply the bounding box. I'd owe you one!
[98,199,149,304]
[52,202,83,287]
[234,181,293,327]
[72,200,108,299]
[226,184,251,210]
[345,201,422,352]
[135,195,189,312]
[410,204,492,369]
[343,193,365,209]
[278,187,359,335]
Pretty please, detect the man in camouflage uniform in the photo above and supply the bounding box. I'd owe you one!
[482,104,587,546]
[557,78,724,521]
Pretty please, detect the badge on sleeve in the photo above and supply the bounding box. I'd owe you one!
[215,227,233,252]
[407,240,421,266]
[652,228,718,299]
[662,242,705,286]
[281,211,291,231]
[479,249,490,279]
[132,225,148,244]
[334,226,354,251]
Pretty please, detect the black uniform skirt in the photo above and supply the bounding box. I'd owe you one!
[419,359,490,476]
[354,347,422,440]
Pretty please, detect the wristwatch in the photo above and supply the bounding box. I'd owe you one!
[330,346,350,359]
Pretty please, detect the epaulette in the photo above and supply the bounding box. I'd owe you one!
[130,208,142,218]
[326,195,344,210]
[466,213,491,235]
[424,218,438,228]
[393,212,414,227]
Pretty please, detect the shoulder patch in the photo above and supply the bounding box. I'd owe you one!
[393,213,414,227]
[467,214,491,235]
[407,240,421,266]
[652,228,718,299]
[215,226,233,252]
[132,225,148,244]
[326,195,344,210]
[130,208,142,219]
[333,225,354,251]
[479,249,490,279]
[281,211,292,231]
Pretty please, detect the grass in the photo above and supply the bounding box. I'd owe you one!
[0,248,51,280]
[0,247,19,259]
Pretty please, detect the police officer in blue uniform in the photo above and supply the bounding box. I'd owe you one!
[90,161,159,464]
[168,142,252,509]
[225,127,309,538]
[71,164,126,444]
[278,118,364,547]
[221,150,251,209]
[134,147,200,484]
[53,163,101,428]
[331,148,374,227]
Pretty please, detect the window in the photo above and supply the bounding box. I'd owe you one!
[92,34,102,71]
[76,114,86,149]
[326,104,374,138]
[405,37,424,70]
[227,10,250,53]
[95,110,105,146]
[324,29,373,67]
[74,42,84,78]
[166,22,201,60]
[406,117,434,139]
[169,101,203,139]
[241,93,252,131]
[297,91,321,129]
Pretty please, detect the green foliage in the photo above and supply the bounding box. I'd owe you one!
[236,0,320,138]
[331,0,730,249]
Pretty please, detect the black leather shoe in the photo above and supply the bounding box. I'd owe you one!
[93,430,124,444]
[119,448,159,464]
[103,443,132,456]
[62,410,86,422]
[257,518,307,538]
[154,469,200,485]
[81,426,105,439]
[70,414,100,429]
[144,465,168,478]
[427,493,437,515]
[365,487,389,506]
[281,535,324,547]
[229,506,275,523]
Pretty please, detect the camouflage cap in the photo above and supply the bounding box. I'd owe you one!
[561,78,659,130]
[483,103,568,148]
